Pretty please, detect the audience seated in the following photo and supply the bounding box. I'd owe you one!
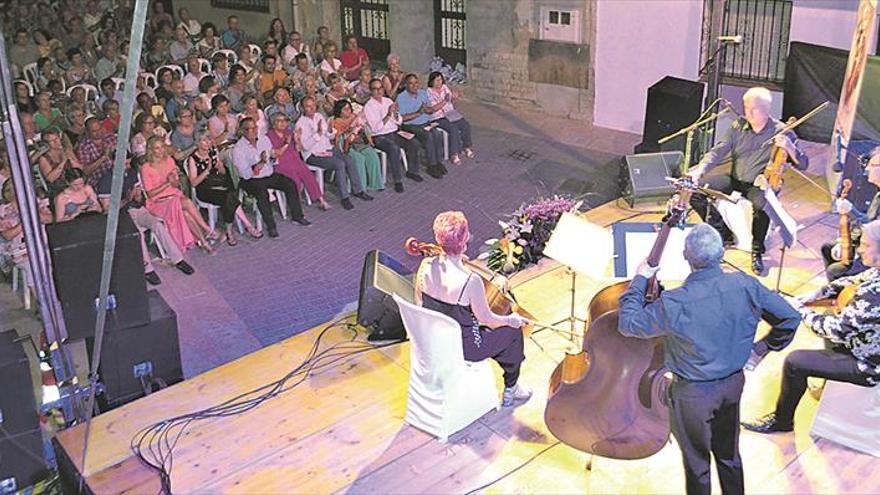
[177,8,202,41]
[75,117,117,189]
[312,26,332,65]
[330,99,383,192]
[222,15,248,52]
[266,18,288,46]
[340,35,369,82]
[38,129,82,196]
[186,131,261,245]
[198,23,222,57]
[318,42,343,85]
[282,31,311,69]
[169,26,196,65]
[257,54,287,103]
[382,53,405,97]
[33,92,63,133]
[53,168,102,223]
[363,78,422,193]
[141,136,217,253]
[232,117,310,238]
[296,97,372,211]
[266,112,330,211]
[396,74,446,179]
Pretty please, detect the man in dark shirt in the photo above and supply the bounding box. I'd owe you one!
[821,146,880,280]
[743,220,880,434]
[619,223,801,495]
[687,87,809,275]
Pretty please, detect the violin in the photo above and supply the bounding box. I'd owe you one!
[404,237,537,336]
[543,178,696,460]
[762,117,797,191]
[837,179,854,265]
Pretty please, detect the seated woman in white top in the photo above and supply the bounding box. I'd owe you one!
[318,41,343,86]
[412,210,531,407]
[425,71,474,166]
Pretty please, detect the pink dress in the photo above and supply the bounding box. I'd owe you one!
[266,128,323,201]
[141,157,195,252]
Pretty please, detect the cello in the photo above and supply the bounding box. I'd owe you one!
[543,180,695,459]
[404,238,539,336]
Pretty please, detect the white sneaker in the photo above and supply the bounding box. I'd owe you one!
[502,384,532,407]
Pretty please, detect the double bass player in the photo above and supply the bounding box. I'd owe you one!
[618,224,801,495]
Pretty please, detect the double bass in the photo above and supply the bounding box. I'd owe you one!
[543,180,695,459]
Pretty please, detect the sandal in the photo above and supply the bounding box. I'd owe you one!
[464,149,475,159]
[318,199,332,211]
[226,234,238,247]
[197,240,216,255]
[248,226,264,239]
[451,154,462,166]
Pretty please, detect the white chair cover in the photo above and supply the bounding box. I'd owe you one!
[393,294,499,442]
[715,195,753,251]
[811,380,880,457]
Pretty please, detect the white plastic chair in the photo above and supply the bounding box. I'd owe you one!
[22,62,38,87]
[196,58,212,74]
[212,49,238,65]
[400,148,410,172]
[248,44,262,61]
[139,72,158,90]
[11,264,32,310]
[375,148,388,185]
[434,127,450,161]
[715,196,754,251]
[811,381,880,457]
[392,294,500,442]
[14,79,35,97]
[227,160,288,232]
[111,77,126,91]
[190,187,244,234]
[155,64,184,81]
[66,83,98,101]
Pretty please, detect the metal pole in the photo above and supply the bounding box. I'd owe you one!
[78,1,149,490]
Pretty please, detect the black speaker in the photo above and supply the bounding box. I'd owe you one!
[47,211,149,341]
[0,332,46,491]
[357,250,414,342]
[842,140,880,209]
[623,151,683,206]
[0,331,39,435]
[640,76,705,152]
[86,290,182,408]
[0,427,47,492]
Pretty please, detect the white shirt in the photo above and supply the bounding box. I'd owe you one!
[232,135,274,180]
[183,72,201,97]
[295,113,334,160]
[282,43,311,67]
[363,97,400,136]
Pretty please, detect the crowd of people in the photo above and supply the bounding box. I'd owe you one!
[0,0,476,287]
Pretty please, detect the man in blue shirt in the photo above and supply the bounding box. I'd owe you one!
[396,74,446,179]
[619,223,801,495]
[221,15,247,52]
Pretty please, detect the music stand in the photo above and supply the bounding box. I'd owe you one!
[543,213,614,341]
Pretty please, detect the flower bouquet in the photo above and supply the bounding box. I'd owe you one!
[480,195,582,274]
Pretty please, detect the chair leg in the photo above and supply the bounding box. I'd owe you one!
[207,207,217,232]
[400,150,409,171]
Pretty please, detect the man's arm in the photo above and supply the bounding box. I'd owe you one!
[688,123,737,179]
[618,275,669,339]
[751,281,801,357]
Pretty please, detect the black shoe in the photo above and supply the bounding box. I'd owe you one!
[437,163,448,175]
[405,172,423,183]
[341,198,354,210]
[722,236,736,249]
[426,165,444,179]
[751,252,764,275]
[741,413,793,434]
[175,261,195,275]
[394,182,404,193]
[268,227,279,238]
[145,271,161,286]
[353,191,374,201]
[292,217,311,226]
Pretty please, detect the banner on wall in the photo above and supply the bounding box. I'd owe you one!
[829,0,877,171]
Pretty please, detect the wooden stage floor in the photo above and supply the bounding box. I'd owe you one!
[55,168,880,494]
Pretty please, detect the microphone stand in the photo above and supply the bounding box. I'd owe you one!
[658,103,730,176]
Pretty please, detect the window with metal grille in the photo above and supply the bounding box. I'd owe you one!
[341,0,390,63]
[706,0,793,86]
[435,0,467,66]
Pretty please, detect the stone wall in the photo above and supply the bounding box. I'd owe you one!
[467,0,595,122]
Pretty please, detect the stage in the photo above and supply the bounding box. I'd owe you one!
[54,166,880,494]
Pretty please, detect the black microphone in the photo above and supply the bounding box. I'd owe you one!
[720,98,741,117]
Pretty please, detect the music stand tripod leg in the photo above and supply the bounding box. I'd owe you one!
[775,245,786,292]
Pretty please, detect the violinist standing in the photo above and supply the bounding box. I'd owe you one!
[687,87,809,275]
[618,224,801,495]
[412,211,532,407]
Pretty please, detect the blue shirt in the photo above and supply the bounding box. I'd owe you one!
[396,89,431,126]
[618,265,801,381]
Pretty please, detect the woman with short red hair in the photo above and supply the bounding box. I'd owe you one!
[413,211,531,407]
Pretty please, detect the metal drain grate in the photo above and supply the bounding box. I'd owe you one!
[507,149,536,161]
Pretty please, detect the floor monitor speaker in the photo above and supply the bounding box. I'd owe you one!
[357,250,414,342]
[623,151,683,206]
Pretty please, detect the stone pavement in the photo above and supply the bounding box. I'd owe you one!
[0,102,637,378]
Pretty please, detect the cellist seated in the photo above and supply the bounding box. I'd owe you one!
[822,146,880,281]
[742,219,880,434]
[410,211,532,407]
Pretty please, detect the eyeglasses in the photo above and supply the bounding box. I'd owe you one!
[370,86,383,91]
